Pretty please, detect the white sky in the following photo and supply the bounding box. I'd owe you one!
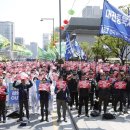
[0,0,130,48]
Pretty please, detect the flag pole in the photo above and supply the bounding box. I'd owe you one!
[126,7,130,73]
[99,0,106,36]
[95,0,106,74]
[59,0,62,59]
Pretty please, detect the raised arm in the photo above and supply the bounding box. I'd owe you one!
[13,81,20,88]
[27,80,33,88]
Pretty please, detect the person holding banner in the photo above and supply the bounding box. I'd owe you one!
[13,77,33,122]
[55,76,69,122]
[78,73,90,117]
[98,73,111,114]
[0,76,7,123]
[113,74,126,114]
[67,71,79,110]
[38,77,51,122]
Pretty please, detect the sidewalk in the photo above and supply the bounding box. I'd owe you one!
[0,98,74,130]
[70,104,130,130]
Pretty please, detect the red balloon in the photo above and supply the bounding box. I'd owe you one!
[60,26,64,30]
[63,20,69,24]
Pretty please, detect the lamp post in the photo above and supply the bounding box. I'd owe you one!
[40,18,55,45]
[126,7,130,66]
[59,0,62,59]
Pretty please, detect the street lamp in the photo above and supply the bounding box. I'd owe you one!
[40,18,55,45]
[59,0,62,59]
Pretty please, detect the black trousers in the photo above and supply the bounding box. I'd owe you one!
[0,100,6,121]
[89,92,94,108]
[114,95,123,112]
[78,96,88,115]
[19,100,29,120]
[40,99,49,119]
[70,92,78,107]
[127,92,130,107]
[99,95,109,114]
[95,90,99,99]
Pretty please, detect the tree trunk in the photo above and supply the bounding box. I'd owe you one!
[95,56,98,62]
[121,58,125,65]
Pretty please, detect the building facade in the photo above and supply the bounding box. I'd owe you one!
[0,21,15,44]
[61,6,102,44]
[30,42,38,59]
[42,33,50,50]
[61,17,100,44]
[15,37,24,44]
[82,6,102,18]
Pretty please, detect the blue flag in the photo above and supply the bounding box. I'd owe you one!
[128,8,130,16]
[100,0,130,43]
[65,32,73,60]
[80,49,87,60]
[72,36,86,60]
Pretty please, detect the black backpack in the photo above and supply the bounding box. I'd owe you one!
[102,113,116,120]
[93,100,99,110]
[90,110,100,117]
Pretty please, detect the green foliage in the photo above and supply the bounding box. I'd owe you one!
[42,49,56,60]
[13,43,32,56]
[119,4,130,14]
[0,34,10,49]
[92,35,130,64]
[79,42,94,60]
[38,47,44,59]
[92,37,112,62]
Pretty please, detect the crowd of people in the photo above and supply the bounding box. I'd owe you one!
[0,60,130,124]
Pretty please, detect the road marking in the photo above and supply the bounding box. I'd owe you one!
[52,102,59,130]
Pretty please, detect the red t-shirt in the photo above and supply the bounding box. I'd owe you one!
[114,81,126,89]
[78,80,91,89]
[0,86,7,101]
[98,80,111,89]
[39,83,50,92]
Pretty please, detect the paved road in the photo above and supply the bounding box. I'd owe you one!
[1,101,130,130]
[0,100,74,130]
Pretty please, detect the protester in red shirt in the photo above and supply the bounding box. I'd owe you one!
[113,73,126,114]
[78,73,91,117]
[98,73,111,114]
[55,76,69,122]
[39,77,51,122]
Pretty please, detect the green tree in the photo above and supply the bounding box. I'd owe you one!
[94,36,130,65]
[79,42,94,60]
[92,37,112,62]
[0,34,10,49]
[118,4,130,14]
[103,36,129,65]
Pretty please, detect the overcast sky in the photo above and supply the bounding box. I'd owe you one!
[0,0,130,47]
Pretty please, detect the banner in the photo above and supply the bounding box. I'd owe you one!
[36,80,40,99]
[100,0,130,43]
[65,32,73,60]
[8,83,19,104]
